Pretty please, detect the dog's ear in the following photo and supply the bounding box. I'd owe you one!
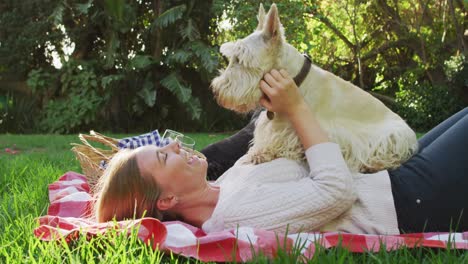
[263,3,282,41]
[220,41,236,58]
[256,3,266,30]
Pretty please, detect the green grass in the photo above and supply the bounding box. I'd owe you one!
[1,133,467,263]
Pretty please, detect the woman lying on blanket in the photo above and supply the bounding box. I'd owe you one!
[93,69,468,235]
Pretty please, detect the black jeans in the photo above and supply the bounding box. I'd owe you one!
[389,107,468,233]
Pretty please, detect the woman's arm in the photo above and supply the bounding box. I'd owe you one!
[259,69,329,149]
[250,69,356,232]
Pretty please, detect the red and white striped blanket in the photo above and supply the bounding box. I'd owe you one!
[35,171,468,262]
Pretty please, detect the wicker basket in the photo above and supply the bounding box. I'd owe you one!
[71,131,120,187]
[71,130,206,188]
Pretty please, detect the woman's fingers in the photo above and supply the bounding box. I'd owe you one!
[259,95,272,110]
[259,69,298,114]
[279,69,290,79]
[270,69,284,82]
[259,80,273,110]
[259,80,272,94]
[263,73,279,88]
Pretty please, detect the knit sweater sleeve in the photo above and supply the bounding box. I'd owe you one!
[303,142,356,219]
[287,142,356,231]
[207,142,357,233]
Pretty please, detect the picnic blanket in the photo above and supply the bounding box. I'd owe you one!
[35,171,468,262]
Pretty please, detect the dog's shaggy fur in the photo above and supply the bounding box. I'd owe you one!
[211,4,418,172]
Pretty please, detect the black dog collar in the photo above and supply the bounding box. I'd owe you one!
[267,54,312,120]
[293,54,312,87]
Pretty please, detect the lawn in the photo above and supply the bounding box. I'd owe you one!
[0,133,466,263]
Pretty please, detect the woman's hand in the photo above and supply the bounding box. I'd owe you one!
[259,69,329,149]
[259,69,306,118]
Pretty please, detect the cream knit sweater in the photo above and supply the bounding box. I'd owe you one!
[202,142,400,235]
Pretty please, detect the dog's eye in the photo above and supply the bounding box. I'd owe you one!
[231,56,239,64]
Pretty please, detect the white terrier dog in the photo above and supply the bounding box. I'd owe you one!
[211,4,418,172]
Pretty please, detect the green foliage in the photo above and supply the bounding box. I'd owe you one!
[26,69,56,93]
[0,0,466,133]
[444,54,467,88]
[129,55,154,70]
[137,78,157,108]
[0,94,38,133]
[152,4,187,29]
[394,55,466,131]
[160,73,201,120]
[1,0,236,133]
[213,0,467,132]
[27,60,105,133]
[40,89,104,133]
[395,83,464,131]
[101,74,125,90]
[0,0,64,76]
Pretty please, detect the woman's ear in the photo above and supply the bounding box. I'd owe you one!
[156,195,178,211]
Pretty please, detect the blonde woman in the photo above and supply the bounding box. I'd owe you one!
[94,69,468,234]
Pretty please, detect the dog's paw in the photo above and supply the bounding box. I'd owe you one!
[235,154,254,165]
[250,152,275,164]
[242,150,263,165]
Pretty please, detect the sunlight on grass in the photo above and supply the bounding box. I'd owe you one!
[0,133,227,263]
[1,133,467,263]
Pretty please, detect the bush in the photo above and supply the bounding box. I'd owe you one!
[395,84,464,131]
[39,89,104,134]
[0,93,38,133]
[395,55,466,131]
[27,61,105,133]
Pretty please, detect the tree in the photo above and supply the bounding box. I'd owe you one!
[0,0,466,133]
[1,0,248,133]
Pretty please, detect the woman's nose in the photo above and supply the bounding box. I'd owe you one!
[167,141,180,153]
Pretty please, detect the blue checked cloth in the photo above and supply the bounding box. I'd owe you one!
[117,130,172,149]
[99,130,172,169]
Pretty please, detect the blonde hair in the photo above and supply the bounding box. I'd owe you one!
[93,149,165,222]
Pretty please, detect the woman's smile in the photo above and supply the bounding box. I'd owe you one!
[188,155,200,165]
[178,149,200,166]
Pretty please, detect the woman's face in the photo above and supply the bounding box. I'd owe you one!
[135,142,208,196]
